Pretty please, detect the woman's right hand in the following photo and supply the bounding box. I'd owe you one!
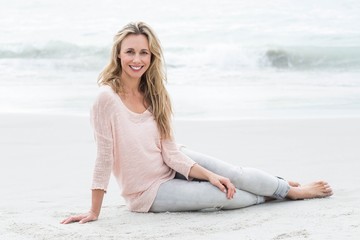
[60,211,98,224]
[61,189,105,224]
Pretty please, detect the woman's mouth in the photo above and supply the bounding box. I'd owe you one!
[130,65,143,70]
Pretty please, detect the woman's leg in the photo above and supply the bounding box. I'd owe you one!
[180,147,290,199]
[180,148,333,200]
[150,179,265,212]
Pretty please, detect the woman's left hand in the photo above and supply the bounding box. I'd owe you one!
[208,174,236,199]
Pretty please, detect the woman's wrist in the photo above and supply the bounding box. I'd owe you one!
[207,172,219,182]
[89,209,100,217]
[189,164,218,182]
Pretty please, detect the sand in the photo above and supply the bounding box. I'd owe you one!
[0,113,359,239]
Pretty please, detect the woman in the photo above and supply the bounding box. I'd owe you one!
[61,22,332,224]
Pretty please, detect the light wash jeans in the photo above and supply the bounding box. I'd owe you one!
[149,147,290,212]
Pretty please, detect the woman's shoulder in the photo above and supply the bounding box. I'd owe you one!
[93,85,118,107]
[96,85,116,100]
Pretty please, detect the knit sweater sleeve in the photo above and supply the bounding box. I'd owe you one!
[161,138,196,180]
[90,89,115,191]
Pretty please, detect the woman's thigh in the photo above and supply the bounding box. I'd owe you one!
[150,179,264,212]
[180,147,238,178]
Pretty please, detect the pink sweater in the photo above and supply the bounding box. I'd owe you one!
[90,85,196,212]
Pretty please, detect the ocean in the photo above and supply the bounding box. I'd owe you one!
[1,0,360,119]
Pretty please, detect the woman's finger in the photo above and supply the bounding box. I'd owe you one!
[79,214,97,224]
[212,180,227,193]
[61,217,73,224]
[61,215,86,224]
[209,175,235,199]
[228,184,236,199]
[221,178,236,199]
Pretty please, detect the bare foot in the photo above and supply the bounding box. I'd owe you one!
[286,181,333,200]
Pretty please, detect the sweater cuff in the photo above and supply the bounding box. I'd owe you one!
[91,183,108,193]
[184,162,197,180]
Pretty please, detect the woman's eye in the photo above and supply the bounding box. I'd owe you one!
[124,50,149,55]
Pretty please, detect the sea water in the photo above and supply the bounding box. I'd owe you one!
[1,0,360,119]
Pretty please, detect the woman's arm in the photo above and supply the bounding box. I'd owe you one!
[62,89,115,224]
[189,164,236,199]
[61,189,105,224]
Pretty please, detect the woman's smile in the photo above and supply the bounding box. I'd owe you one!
[130,65,143,71]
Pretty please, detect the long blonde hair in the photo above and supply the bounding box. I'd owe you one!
[98,22,173,139]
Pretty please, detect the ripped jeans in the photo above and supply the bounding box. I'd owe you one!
[149,148,290,212]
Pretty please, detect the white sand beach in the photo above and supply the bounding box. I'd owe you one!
[0,114,359,240]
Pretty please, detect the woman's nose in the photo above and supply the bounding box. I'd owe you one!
[132,54,141,63]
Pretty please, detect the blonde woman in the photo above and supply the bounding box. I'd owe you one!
[61,22,332,224]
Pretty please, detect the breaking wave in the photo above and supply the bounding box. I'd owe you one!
[0,41,109,59]
[1,41,360,71]
[261,46,360,70]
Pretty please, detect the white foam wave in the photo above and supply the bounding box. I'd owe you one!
[1,42,360,71]
[0,41,109,59]
[261,46,360,70]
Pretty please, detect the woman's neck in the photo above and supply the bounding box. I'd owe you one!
[120,76,141,97]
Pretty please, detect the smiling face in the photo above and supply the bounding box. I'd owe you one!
[118,34,151,82]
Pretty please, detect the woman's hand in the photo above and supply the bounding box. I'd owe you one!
[208,174,236,199]
[189,164,236,199]
[61,189,105,224]
[60,211,98,224]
